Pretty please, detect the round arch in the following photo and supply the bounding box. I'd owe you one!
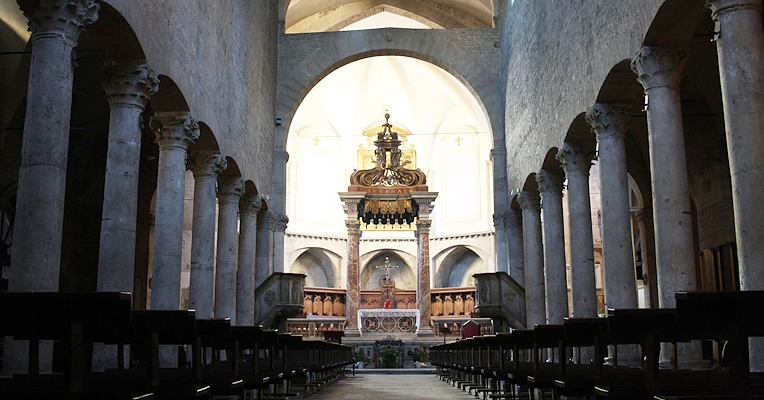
[359,250,416,290]
[433,245,487,288]
[289,247,340,288]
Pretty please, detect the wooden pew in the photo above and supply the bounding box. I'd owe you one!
[554,317,607,399]
[194,318,243,398]
[527,324,564,400]
[0,291,150,400]
[231,325,272,398]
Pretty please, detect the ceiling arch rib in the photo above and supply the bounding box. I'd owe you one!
[285,0,493,33]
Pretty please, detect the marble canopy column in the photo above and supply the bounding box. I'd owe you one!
[494,212,509,273]
[586,103,638,311]
[215,177,243,320]
[518,190,546,327]
[506,208,525,286]
[8,0,99,295]
[272,214,289,273]
[557,142,598,318]
[416,219,434,335]
[149,112,200,311]
[236,194,261,326]
[188,152,227,319]
[632,48,697,309]
[537,169,568,324]
[706,0,764,371]
[345,219,362,336]
[96,61,158,293]
[633,46,702,365]
[255,210,275,288]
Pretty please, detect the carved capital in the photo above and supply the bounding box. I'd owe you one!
[258,210,276,231]
[98,61,159,111]
[493,212,507,229]
[150,112,199,150]
[586,103,632,142]
[631,46,688,92]
[535,169,565,197]
[274,149,289,163]
[18,0,99,45]
[345,220,362,235]
[239,194,262,215]
[706,0,762,20]
[517,190,540,212]
[504,208,522,229]
[416,218,432,234]
[189,151,227,177]
[217,176,244,203]
[274,213,289,232]
[557,142,595,178]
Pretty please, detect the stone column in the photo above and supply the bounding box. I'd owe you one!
[270,148,289,218]
[236,194,261,326]
[633,46,701,364]
[518,190,546,327]
[586,103,638,311]
[272,213,289,273]
[494,212,509,273]
[255,210,275,288]
[536,169,568,324]
[557,142,598,318]
[416,219,434,335]
[506,208,525,286]
[8,0,99,296]
[706,0,764,371]
[95,61,158,293]
[635,208,658,308]
[345,220,362,335]
[149,112,200,311]
[214,177,243,320]
[188,152,226,319]
[632,48,697,308]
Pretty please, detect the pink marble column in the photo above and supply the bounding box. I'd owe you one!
[416,219,434,335]
[345,220,361,335]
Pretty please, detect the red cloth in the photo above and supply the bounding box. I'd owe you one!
[383,299,392,309]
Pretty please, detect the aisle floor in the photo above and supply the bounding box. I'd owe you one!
[306,373,478,399]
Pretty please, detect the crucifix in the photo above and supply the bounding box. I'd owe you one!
[376,256,399,281]
[376,257,399,308]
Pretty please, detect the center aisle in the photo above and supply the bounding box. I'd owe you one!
[308,373,477,399]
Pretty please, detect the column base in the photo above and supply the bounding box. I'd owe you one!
[417,327,434,337]
[344,328,361,337]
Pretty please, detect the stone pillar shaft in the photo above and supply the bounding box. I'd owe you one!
[506,208,525,286]
[96,62,158,293]
[214,177,243,320]
[558,142,598,318]
[188,152,226,319]
[255,210,275,288]
[9,0,99,293]
[149,113,199,310]
[236,195,260,326]
[494,212,509,273]
[632,47,697,310]
[416,219,433,334]
[345,220,361,332]
[518,190,546,327]
[273,214,289,273]
[537,169,568,324]
[586,103,638,310]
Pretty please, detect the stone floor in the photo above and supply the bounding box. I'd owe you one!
[307,373,477,399]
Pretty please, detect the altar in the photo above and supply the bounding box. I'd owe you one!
[358,309,420,334]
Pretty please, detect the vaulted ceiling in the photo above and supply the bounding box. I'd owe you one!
[284,0,494,33]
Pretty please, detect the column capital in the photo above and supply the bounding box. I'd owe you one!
[634,207,653,223]
[18,0,99,45]
[586,103,632,142]
[557,142,595,179]
[416,219,432,234]
[517,190,540,212]
[98,61,159,111]
[274,213,289,233]
[490,147,506,160]
[239,194,262,215]
[150,112,200,150]
[631,46,688,92]
[706,0,762,19]
[258,210,276,231]
[189,151,227,177]
[218,176,244,204]
[274,149,289,163]
[345,219,362,235]
[536,169,565,197]
[504,208,522,229]
[493,212,508,228]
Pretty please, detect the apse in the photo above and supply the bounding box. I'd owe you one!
[434,246,486,288]
[290,248,338,288]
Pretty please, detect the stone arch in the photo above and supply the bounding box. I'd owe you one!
[289,247,340,288]
[433,245,486,288]
[359,249,416,290]
[276,38,503,151]
[151,75,190,113]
